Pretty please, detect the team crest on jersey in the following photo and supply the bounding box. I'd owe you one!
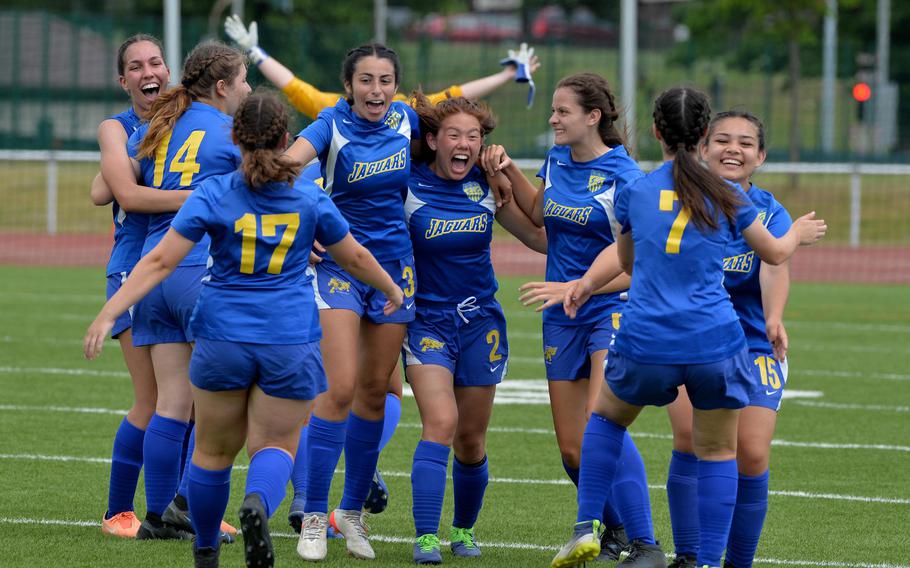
[328,277,351,293]
[462,181,484,202]
[384,110,402,130]
[544,346,558,363]
[425,214,489,239]
[420,337,445,352]
[587,173,606,192]
[543,198,592,225]
[723,251,755,273]
[758,210,767,224]
[347,147,407,183]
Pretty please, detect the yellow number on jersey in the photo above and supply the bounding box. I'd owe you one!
[152,130,206,187]
[233,213,301,275]
[402,266,415,298]
[753,355,781,390]
[659,190,691,254]
[486,329,503,362]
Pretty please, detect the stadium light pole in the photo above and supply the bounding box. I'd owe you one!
[165,0,181,86]
[874,0,891,154]
[621,0,637,152]
[374,0,387,44]
[821,0,837,154]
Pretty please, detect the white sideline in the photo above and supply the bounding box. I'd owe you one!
[0,453,907,505]
[0,516,908,568]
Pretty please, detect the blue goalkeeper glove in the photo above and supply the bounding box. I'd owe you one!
[500,43,536,108]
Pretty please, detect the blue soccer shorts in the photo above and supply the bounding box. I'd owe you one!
[132,265,206,346]
[746,351,789,411]
[606,346,753,410]
[402,298,508,387]
[311,256,416,324]
[190,338,327,400]
[106,271,133,339]
[543,311,621,381]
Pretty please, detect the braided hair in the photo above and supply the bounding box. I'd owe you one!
[556,73,625,148]
[410,92,496,165]
[137,41,244,160]
[653,86,740,230]
[233,91,302,189]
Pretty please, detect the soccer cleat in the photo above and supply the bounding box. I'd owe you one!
[101,511,141,538]
[162,498,236,543]
[239,493,274,568]
[288,494,306,534]
[617,540,667,568]
[194,546,220,568]
[296,513,328,561]
[668,554,698,568]
[596,524,629,561]
[333,508,375,560]
[551,520,603,568]
[413,534,443,565]
[450,526,481,558]
[363,469,389,514]
[136,516,194,541]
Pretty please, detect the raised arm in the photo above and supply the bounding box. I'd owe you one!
[98,120,192,213]
[481,144,543,225]
[459,46,540,100]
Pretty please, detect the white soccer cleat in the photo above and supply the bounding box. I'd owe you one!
[296,512,328,561]
[333,508,375,560]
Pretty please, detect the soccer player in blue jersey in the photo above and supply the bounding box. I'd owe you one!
[489,73,658,565]
[552,86,826,568]
[89,33,182,539]
[663,110,792,568]
[110,42,251,540]
[85,91,403,568]
[403,94,545,564]
[283,43,417,561]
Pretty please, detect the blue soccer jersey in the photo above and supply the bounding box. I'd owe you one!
[723,185,792,353]
[299,98,417,262]
[129,102,242,266]
[404,162,497,305]
[613,161,758,364]
[105,106,150,276]
[536,144,643,325]
[171,171,350,344]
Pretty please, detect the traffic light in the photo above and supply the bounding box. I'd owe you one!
[854,53,875,122]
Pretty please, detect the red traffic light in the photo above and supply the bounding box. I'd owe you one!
[853,82,872,103]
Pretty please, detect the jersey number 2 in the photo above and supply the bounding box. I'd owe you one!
[153,130,206,187]
[659,190,691,254]
[234,213,300,275]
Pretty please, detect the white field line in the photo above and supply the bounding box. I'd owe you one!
[792,400,910,412]
[0,292,103,303]
[2,404,907,453]
[3,517,910,567]
[0,453,908,507]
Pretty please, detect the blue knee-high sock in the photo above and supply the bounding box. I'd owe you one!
[305,416,347,514]
[562,459,580,486]
[379,394,402,453]
[667,450,700,556]
[246,448,294,518]
[452,455,488,529]
[177,424,196,499]
[187,463,232,550]
[577,413,626,523]
[339,412,384,511]
[724,470,770,568]
[411,440,450,536]
[563,458,621,527]
[696,459,739,568]
[291,424,309,498]
[106,418,145,517]
[612,432,654,543]
[143,414,189,516]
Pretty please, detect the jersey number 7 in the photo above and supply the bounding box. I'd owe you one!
[659,190,691,254]
[234,213,300,275]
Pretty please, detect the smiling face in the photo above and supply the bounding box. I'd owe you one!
[119,40,170,117]
[701,116,766,187]
[345,55,398,122]
[427,112,483,181]
[549,87,598,147]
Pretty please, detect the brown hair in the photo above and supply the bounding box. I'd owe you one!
[556,73,625,148]
[410,92,496,164]
[117,34,165,76]
[707,109,766,152]
[653,86,741,230]
[233,91,302,189]
[136,42,244,160]
[341,43,401,103]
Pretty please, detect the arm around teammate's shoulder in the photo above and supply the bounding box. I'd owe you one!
[743,211,826,266]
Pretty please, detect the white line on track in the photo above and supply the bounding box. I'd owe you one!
[1,453,907,505]
[0,366,129,378]
[792,400,909,412]
[1,516,909,567]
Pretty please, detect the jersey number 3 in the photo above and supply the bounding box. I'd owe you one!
[659,190,691,254]
[234,213,300,275]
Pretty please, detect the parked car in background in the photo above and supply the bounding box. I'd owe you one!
[532,5,617,45]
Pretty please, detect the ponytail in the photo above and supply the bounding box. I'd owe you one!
[136,87,192,160]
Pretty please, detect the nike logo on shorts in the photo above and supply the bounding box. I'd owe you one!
[490,364,502,373]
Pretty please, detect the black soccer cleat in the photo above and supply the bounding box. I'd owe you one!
[136,515,193,541]
[596,523,629,561]
[668,553,698,568]
[239,493,275,568]
[194,546,220,568]
[617,540,667,568]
